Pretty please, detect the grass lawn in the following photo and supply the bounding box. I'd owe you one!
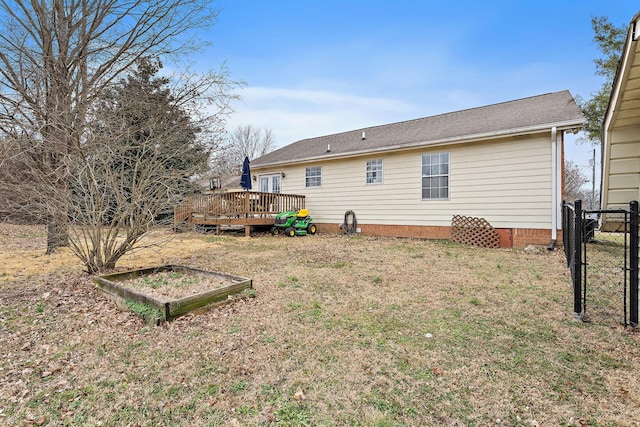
[1,224,639,426]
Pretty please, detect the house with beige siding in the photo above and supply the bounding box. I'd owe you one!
[251,91,584,248]
[601,11,640,231]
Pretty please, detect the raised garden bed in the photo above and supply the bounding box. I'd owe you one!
[94,265,252,324]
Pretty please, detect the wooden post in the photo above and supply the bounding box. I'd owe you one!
[244,192,251,237]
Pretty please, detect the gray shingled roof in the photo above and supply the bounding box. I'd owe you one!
[251,90,584,168]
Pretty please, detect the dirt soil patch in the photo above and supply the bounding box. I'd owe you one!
[120,270,230,301]
[1,224,639,426]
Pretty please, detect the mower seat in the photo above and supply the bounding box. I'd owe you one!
[297,209,309,218]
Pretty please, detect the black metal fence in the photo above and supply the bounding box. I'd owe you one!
[562,199,639,328]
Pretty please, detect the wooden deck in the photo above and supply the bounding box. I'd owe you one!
[174,191,306,236]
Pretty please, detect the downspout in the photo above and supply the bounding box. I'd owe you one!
[556,130,563,234]
[548,126,558,250]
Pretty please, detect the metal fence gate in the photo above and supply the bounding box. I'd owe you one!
[562,199,639,328]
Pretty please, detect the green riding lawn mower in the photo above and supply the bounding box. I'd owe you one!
[271,209,317,237]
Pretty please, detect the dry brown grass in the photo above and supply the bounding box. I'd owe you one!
[1,224,639,426]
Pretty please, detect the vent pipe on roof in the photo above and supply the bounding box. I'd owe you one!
[362,131,366,140]
[327,144,331,152]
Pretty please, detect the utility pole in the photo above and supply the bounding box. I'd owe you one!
[591,148,596,210]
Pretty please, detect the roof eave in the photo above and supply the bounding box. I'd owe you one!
[252,119,584,170]
[603,14,640,134]
[601,12,640,212]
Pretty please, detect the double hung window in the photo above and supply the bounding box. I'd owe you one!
[366,159,383,184]
[422,153,449,200]
[305,166,322,188]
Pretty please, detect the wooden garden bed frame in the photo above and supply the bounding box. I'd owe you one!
[94,265,252,324]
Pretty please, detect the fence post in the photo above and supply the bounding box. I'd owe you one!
[630,201,639,327]
[562,202,570,266]
[573,199,583,317]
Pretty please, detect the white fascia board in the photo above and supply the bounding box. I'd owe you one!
[604,23,638,132]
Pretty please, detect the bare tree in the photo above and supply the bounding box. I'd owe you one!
[68,58,223,273]
[0,139,39,223]
[565,160,592,205]
[230,125,276,160]
[0,0,236,254]
[212,125,276,178]
[0,136,40,223]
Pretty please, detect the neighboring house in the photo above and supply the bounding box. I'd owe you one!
[601,11,640,231]
[251,91,584,248]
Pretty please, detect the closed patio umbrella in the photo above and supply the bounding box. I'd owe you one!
[240,156,252,190]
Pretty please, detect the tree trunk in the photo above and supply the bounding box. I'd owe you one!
[44,131,71,255]
[46,211,69,255]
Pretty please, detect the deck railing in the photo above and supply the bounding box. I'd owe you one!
[174,191,306,226]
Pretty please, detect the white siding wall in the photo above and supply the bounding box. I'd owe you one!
[604,126,640,209]
[258,134,553,229]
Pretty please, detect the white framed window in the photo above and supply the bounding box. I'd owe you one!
[366,159,383,184]
[422,153,449,200]
[259,174,281,193]
[305,166,322,188]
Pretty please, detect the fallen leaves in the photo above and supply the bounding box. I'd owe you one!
[1,225,639,425]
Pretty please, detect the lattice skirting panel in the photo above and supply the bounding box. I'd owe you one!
[450,215,500,248]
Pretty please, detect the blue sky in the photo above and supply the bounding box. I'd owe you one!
[201,1,638,170]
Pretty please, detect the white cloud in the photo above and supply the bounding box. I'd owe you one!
[224,56,592,151]
[226,86,421,148]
